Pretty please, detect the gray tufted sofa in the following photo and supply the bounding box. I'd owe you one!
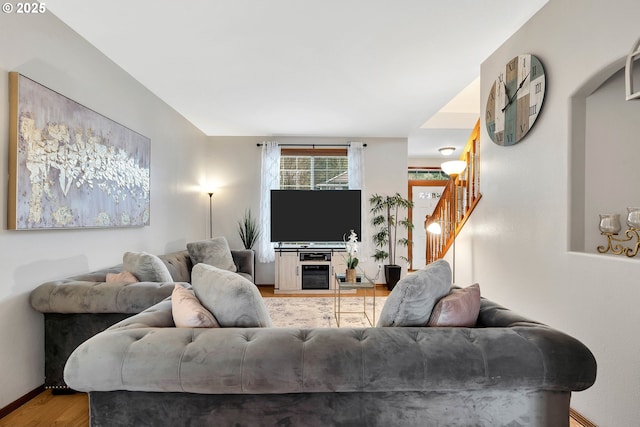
[30,249,254,391]
[64,295,596,426]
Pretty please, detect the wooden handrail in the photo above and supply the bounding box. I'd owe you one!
[426,119,482,264]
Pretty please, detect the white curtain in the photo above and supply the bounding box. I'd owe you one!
[258,141,280,263]
[348,142,364,191]
[348,142,367,252]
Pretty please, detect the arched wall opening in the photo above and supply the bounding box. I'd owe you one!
[569,57,640,255]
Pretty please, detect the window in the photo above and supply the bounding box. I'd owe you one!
[407,168,448,181]
[280,148,348,190]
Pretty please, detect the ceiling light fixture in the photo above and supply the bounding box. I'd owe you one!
[438,147,455,156]
[441,160,467,177]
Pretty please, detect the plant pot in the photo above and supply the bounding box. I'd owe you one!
[346,268,357,283]
[384,265,402,290]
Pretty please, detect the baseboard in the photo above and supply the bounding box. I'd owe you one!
[570,407,598,427]
[0,385,44,419]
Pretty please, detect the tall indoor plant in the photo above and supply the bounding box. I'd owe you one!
[369,193,414,290]
[237,208,261,250]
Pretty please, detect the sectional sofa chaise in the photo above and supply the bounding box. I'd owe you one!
[30,238,254,391]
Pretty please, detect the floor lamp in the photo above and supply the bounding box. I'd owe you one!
[208,192,214,239]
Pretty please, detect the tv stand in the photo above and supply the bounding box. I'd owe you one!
[274,246,347,293]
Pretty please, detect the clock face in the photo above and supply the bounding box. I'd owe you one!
[485,54,546,146]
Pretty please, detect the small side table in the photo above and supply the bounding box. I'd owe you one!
[334,273,376,327]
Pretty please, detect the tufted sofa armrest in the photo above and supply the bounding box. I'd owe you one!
[29,279,180,314]
[231,249,254,283]
[476,297,544,328]
[106,298,175,330]
[29,249,254,314]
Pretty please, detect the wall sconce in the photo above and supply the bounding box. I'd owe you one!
[597,208,640,257]
[438,146,456,156]
[441,160,467,177]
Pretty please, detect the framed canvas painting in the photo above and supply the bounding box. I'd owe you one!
[8,72,150,230]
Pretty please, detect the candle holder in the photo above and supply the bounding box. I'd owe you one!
[597,210,640,257]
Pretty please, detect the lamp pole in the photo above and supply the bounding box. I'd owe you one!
[208,192,214,239]
[450,178,457,285]
[451,218,456,285]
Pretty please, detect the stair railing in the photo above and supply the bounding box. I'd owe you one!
[426,119,482,264]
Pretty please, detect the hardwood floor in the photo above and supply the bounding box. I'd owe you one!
[0,389,594,427]
[257,284,391,297]
[0,286,594,427]
[0,390,88,427]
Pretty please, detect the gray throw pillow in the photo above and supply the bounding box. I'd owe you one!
[377,259,452,327]
[123,251,173,282]
[187,237,237,272]
[191,263,272,327]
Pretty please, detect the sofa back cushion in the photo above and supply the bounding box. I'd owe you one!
[158,250,193,282]
[377,259,451,327]
[191,263,272,327]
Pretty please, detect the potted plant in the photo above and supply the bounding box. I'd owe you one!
[237,208,261,250]
[343,229,359,282]
[369,193,414,290]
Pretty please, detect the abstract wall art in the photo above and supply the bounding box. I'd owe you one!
[8,72,150,230]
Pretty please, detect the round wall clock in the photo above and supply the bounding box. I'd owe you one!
[485,54,546,146]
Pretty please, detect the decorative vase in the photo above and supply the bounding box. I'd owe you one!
[627,207,640,229]
[599,214,622,234]
[346,268,357,283]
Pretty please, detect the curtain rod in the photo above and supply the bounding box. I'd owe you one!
[256,143,366,148]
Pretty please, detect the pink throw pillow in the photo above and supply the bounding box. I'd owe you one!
[171,285,220,328]
[427,283,481,327]
[106,271,138,284]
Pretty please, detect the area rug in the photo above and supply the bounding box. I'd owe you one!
[264,296,386,328]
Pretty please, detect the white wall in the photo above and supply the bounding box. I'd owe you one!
[7,4,634,424]
[0,13,208,408]
[408,156,443,168]
[451,1,640,425]
[583,67,640,252]
[206,136,409,285]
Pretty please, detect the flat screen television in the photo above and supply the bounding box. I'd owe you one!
[270,190,361,243]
